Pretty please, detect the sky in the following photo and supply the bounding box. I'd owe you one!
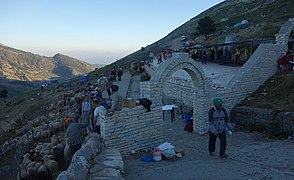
[0,0,224,65]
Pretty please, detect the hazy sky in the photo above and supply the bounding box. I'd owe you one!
[0,0,223,64]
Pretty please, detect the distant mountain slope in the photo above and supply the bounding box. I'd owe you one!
[92,64,106,69]
[117,0,293,65]
[51,53,96,78]
[0,44,95,81]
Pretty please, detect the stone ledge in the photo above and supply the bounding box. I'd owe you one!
[89,149,124,180]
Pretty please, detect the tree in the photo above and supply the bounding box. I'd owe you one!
[0,89,8,104]
[197,16,216,39]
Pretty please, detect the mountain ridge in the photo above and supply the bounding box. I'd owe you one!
[0,44,95,81]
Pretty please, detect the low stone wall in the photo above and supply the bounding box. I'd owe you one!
[232,106,294,133]
[56,134,102,179]
[101,105,163,156]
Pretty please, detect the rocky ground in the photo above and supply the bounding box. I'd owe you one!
[124,116,294,180]
[123,69,294,180]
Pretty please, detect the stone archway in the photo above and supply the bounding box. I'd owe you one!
[150,54,211,134]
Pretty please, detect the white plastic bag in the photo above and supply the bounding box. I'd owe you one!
[157,142,176,159]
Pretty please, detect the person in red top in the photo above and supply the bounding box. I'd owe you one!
[277,52,292,72]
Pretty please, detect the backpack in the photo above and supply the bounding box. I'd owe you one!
[139,98,152,112]
[184,122,193,132]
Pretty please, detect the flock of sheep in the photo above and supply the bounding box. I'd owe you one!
[0,94,78,179]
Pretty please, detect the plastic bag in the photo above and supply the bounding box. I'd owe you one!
[157,142,176,159]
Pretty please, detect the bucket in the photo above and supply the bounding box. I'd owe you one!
[153,148,162,161]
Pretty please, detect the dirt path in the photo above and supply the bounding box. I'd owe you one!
[123,118,294,179]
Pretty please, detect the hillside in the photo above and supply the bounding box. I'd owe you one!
[114,0,293,66]
[240,72,294,111]
[0,44,95,81]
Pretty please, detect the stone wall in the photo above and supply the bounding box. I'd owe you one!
[158,43,287,115]
[56,134,125,180]
[143,19,293,134]
[231,106,294,133]
[101,105,163,156]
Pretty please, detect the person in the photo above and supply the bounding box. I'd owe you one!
[223,47,229,64]
[117,68,123,81]
[244,46,250,61]
[208,98,233,159]
[109,85,122,112]
[217,48,223,63]
[65,117,87,156]
[157,53,162,64]
[148,52,154,63]
[105,78,113,99]
[277,52,292,72]
[110,69,117,81]
[235,46,241,65]
[210,48,215,61]
[202,50,207,64]
[92,98,107,135]
[82,95,91,123]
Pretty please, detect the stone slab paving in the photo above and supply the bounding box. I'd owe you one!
[151,54,241,87]
[102,72,132,99]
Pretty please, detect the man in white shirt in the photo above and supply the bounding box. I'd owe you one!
[92,99,106,135]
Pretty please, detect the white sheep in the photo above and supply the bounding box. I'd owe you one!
[63,143,71,163]
[17,164,27,180]
[43,155,58,177]
[26,161,37,177]
[38,163,48,174]
[51,134,58,146]
[22,153,32,167]
[49,120,63,134]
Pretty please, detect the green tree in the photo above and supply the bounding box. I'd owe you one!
[197,16,216,39]
[0,89,8,103]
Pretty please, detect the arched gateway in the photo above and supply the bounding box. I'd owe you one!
[142,18,294,135]
[150,54,211,134]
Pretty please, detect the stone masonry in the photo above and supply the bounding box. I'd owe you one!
[56,134,125,180]
[144,19,293,134]
[100,81,163,155]
[101,106,163,156]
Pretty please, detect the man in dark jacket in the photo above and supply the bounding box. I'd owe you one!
[208,98,233,159]
[66,118,87,156]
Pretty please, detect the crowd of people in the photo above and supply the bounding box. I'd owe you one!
[147,49,174,65]
[64,70,123,156]
[146,46,252,66]
[188,46,251,65]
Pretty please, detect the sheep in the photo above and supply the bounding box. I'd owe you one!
[49,120,63,134]
[38,164,49,178]
[22,153,32,167]
[51,134,58,146]
[26,161,37,177]
[43,155,58,177]
[64,143,71,163]
[17,164,27,180]
[33,161,43,171]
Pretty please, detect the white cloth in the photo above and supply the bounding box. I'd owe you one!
[94,105,106,126]
[162,104,178,111]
